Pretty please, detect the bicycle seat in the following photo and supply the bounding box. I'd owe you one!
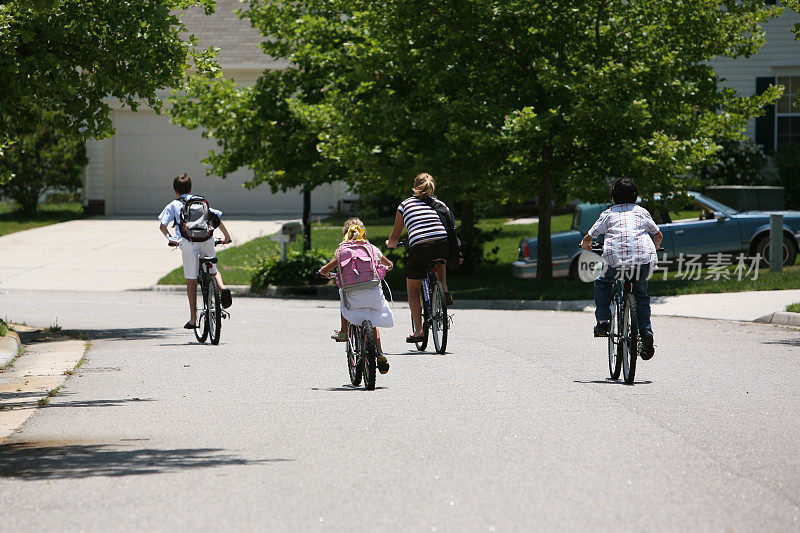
[200,256,218,264]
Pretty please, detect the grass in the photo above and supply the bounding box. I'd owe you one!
[157,214,573,287]
[0,201,84,237]
[157,211,800,300]
[787,303,800,313]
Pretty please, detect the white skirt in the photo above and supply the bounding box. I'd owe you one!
[339,285,394,328]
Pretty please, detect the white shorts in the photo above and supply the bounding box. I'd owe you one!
[180,238,217,279]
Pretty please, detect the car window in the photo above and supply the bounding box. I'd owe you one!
[572,210,581,231]
[669,202,716,222]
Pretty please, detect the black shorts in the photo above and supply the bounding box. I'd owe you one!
[406,239,449,279]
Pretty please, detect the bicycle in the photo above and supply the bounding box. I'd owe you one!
[321,271,381,390]
[591,242,660,384]
[170,238,229,345]
[396,240,449,354]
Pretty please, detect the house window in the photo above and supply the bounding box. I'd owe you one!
[776,76,800,149]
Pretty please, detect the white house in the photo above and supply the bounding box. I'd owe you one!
[709,5,800,152]
[81,0,352,216]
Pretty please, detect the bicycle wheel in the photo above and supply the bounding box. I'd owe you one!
[621,290,638,384]
[207,276,223,345]
[412,283,429,351]
[362,321,377,390]
[194,275,209,343]
[607,289,622,380]
[431,281,448,354]
[347,324,363,387]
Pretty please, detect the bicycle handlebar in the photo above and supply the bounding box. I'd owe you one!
[169,237,227,248]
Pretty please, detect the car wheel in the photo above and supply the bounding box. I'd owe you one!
[755,233,797,267]
[568,258,579,280]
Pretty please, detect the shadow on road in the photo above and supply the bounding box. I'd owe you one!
[0,441,291,480]
[17,327,174,344]
[0,396,154,412]
[70,327,175,342]
[573,379,653,386]
[761,338,800,347]
[310,385,388,392]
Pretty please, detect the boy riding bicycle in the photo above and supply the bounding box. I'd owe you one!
[157,174,233,330]
[580,178,663,359]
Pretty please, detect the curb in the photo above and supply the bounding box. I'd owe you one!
[754,312,800,327]
[0,331,22,367]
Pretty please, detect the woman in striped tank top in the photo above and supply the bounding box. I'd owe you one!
[386,173,453,343]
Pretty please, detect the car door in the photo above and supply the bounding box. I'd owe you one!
[670,214,742,257]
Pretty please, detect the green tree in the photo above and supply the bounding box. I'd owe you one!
[0,0,217,142]
[0,109,88,213]
[297,0,782,279]
[170,1,351,250]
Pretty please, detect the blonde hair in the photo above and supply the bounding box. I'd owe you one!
[412,172,435,199]
[341,217,366,242]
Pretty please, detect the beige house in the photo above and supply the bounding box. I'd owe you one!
[81,0,352,216]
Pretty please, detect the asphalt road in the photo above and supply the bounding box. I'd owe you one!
[1,289,799,531]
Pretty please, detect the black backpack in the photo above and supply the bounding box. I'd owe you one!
[178,195,219,242]
[421,197,463,269]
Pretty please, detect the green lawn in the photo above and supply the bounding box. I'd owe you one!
[0,201,84,237]
[157,214,572,287]
[158,212,800,300]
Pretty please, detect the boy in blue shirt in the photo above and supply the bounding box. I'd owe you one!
[158,174,233,329]
[580,178,663,359]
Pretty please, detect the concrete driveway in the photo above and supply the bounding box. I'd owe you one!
[0,216,292,291]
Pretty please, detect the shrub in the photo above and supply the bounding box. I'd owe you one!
[700,138,768,186]
[250,250,330,290]
[0,319,7,337]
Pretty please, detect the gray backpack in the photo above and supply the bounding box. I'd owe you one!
[178,196,214,242]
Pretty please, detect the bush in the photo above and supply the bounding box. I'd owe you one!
[250,250,330,290]
[775,145,800,209]
[0,319,7,337]
[0,109,87,214]
[700,138,768,185]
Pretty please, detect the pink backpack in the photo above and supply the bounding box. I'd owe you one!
[335,241,386,292]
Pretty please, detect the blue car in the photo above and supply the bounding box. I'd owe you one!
[512,191,800,279]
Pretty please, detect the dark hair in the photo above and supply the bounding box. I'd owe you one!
[611,178,638,204]
[173,173,192,195]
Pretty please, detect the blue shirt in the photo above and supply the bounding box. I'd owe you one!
[158,194,222,239]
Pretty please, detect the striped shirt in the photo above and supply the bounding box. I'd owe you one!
[398,197,449,247]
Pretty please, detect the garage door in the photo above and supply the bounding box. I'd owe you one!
[112,110,336,215]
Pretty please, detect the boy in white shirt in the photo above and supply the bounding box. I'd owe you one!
[580,178,663,359]
[157,174,233,329]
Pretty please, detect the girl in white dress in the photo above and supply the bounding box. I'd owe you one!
[318,218,394,373]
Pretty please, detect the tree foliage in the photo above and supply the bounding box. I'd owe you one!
[291,0,782,279]
[0,109,87,213]
[170,1,351,249]
[0,0,217,142]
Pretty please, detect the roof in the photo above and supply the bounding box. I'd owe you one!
[181,0,282,69]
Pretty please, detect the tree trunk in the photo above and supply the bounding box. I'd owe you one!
[536,171,554,281]
[14,186,40,215]
[302,187,311,251]
[460,198,475,236]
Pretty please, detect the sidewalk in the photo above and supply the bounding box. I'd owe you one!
[0,216,291,291]
[0,327,87,441]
